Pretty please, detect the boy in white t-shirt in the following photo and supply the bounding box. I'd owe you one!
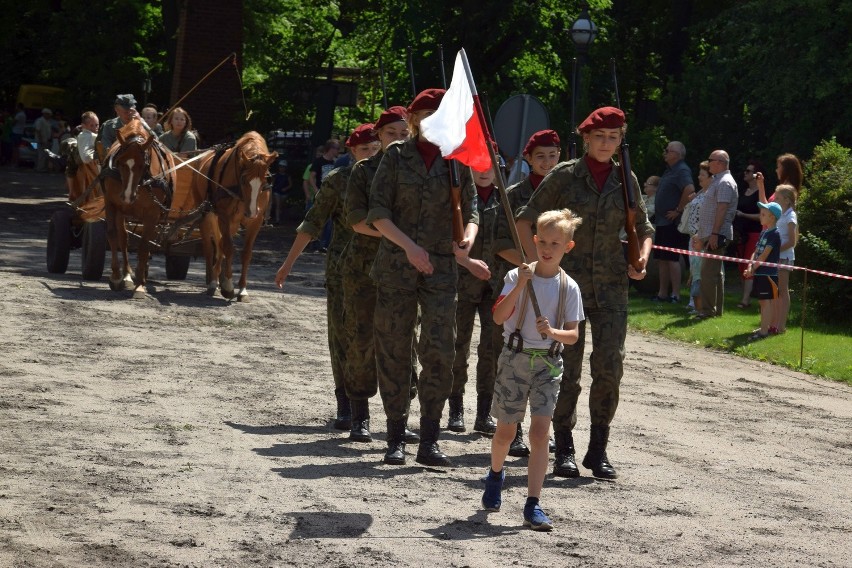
[482,209,584,531]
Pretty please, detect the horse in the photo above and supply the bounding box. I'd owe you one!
[100,118,187,299]
[195,132,278,301]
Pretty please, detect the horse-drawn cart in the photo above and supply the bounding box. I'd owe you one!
[46,155,204,282]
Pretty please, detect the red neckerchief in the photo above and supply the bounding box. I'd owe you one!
[528,173,544,190]
[415,138,441,171]
[476,183,494,204]
[584,155,613,191]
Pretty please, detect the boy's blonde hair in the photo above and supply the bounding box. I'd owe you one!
[774,184,797,209]
[536,208,582,241]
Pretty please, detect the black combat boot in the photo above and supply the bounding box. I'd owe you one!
[333,387,351,430]
[582,424,618,480]
[473,395,496,434]
[415,417,453,467]
[446,395,465,432]
[552,429,580,478]
[384,419,407,465]
[404,425,420,443]
[507,423,530,457]
[349,399,371,442]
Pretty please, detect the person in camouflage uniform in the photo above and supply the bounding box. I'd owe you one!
[275,123,380,432]
[343,106,420,445]
[491,130,563,456]
[516,107,654,480]
[447,162,501,434]
[366,88,486,467]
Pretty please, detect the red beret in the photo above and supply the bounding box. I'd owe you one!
[577,106,625,133]
[374,106,408,130]
[346,123,378,147]
[407,88,445,113]
[523,129,561,156]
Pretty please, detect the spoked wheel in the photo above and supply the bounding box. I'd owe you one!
[46,209,73,274]
[81,220,107,281]
[165,255,191,280]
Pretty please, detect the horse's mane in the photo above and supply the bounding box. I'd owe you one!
[234,131,270,161]
[117,118,149,142]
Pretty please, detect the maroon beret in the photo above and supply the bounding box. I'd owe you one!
[523,129,561,156]
[374,106,408,130]
[346,123,378,147]
[577,106,625,133]
[407,88,446,113]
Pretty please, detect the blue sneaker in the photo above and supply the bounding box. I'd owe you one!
[523,502,554,531]
[481,468,505,512]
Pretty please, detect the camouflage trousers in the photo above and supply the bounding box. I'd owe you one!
[326,274,347,392]
[552,308,627,431]
[374,277,456,421]
[451,293,496,399]
[343,271,419,401]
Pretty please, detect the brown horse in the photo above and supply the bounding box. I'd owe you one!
[195,132,278,300]
[101,118,181,299]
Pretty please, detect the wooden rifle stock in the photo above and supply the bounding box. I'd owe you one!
[618,142,642,271]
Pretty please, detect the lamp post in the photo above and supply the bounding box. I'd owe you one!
[569,2,597,157]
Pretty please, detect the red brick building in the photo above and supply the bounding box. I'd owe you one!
[170,1,243,146]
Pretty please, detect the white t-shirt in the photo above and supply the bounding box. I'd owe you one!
[500,267,584,349]
[776,208,798,261]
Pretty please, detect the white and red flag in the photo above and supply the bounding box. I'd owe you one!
[420,51,491,171]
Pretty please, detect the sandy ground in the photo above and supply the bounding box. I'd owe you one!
[1,167,850,568]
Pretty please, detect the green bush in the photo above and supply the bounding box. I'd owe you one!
[796,138,852,324]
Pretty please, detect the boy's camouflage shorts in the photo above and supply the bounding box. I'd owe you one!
[491,347,562,424]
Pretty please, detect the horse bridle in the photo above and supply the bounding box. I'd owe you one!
[108,135,175,208]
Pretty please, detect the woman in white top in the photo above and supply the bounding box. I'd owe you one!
[773,185,798,333]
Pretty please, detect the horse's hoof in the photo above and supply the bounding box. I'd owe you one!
[109,279,125,291]
[132,288,147,300]
[236,294,250,303]
[220,288,235,300]
[205,287,218,297]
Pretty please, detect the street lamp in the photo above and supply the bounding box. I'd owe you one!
[568,2,597,158]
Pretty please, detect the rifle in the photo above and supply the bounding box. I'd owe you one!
[407,46,417,98]
[611,59,643,272]
[378,52,389,109]
[569,57,578,159]
[438,44,465,244]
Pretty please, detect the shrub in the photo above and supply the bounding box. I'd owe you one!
[796,138,852,323]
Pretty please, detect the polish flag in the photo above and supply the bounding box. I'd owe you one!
[420,51,492,172]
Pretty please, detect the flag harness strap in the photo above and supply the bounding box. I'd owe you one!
[506,262,568,363]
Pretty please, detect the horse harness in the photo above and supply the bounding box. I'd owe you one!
[205,142,272,206]
[99,135,176,211]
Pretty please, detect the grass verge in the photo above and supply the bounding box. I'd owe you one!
[627,288,852,384]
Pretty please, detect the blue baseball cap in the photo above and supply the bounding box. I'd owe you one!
[757,201,782,220]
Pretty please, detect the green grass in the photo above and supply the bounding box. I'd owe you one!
[627,287,852,384]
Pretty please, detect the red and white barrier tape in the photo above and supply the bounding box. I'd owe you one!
[643,242,852,282]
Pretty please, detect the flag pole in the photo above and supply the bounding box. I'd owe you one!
[459,48,544,333]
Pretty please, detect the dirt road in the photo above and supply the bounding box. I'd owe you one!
[1,168,849,567]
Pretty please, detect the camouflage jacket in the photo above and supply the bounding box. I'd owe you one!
[516,157,654,309]
[342,152,382,278]
[490,176,538,299]
[298,165,354,277]
[366,139,478,291]
[457,185,500,302]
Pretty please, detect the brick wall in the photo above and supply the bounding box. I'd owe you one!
[170,0,243,147]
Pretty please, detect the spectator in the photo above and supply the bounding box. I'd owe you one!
[759,153,803,203]
[652,141,695,303]
[11,103,26,167]
[692,149,738,319]
[773,185,799,333]
[34,108,54,172]
[733,160,767,308]
[642,175,659,223]
[682,161,711,314]
[744,202,782,339]
[268,159,292,225]
[159,107,197,153]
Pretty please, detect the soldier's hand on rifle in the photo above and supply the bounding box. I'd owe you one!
[405,243,433,275]
[626,256,647,280]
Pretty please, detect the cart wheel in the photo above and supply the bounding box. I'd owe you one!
[81,220,107,281]
[165,255,191,280]
[47,209,73,274]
